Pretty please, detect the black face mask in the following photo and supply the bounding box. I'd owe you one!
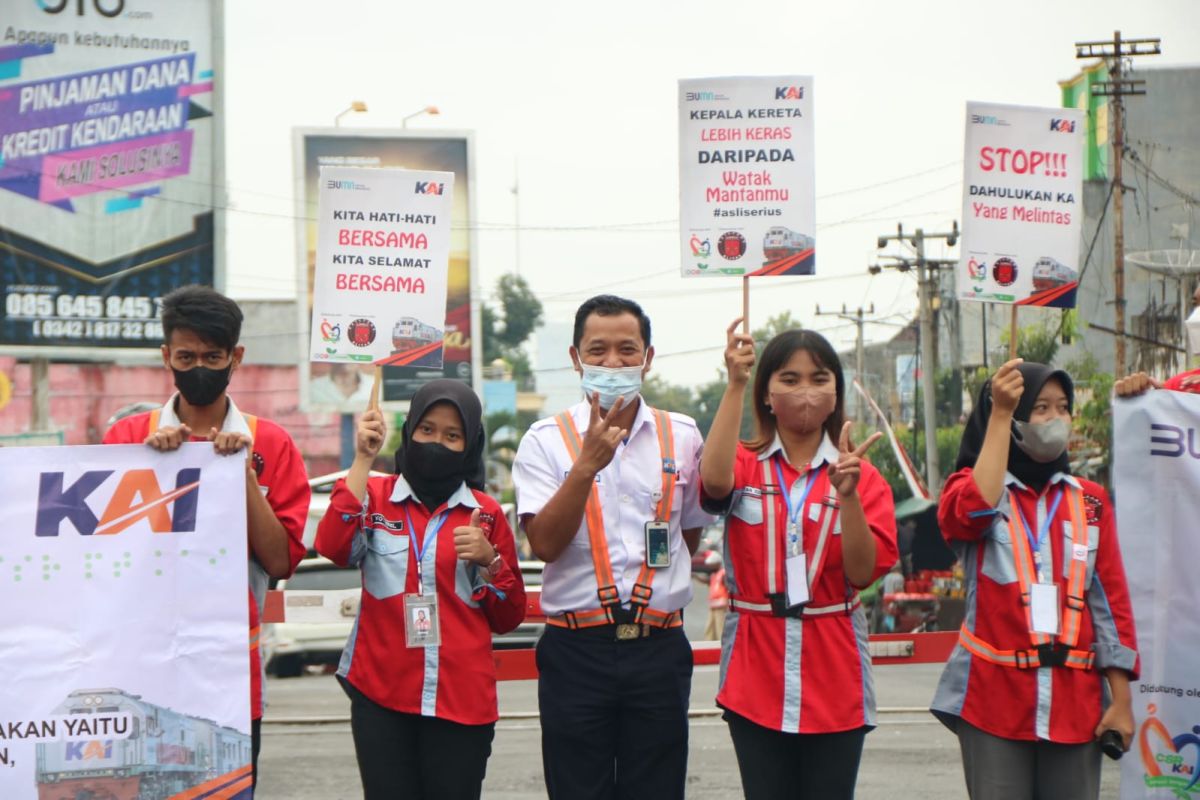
[172,364,232,407]
[402,441,467,511]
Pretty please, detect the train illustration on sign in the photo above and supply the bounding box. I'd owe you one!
[392,317,442,351]
[1031,257,1078,292]
[762,226,815,263]
[36,688,250,800]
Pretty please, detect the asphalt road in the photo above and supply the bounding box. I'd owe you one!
[257,584,1123,798]
[258,644,1123,799]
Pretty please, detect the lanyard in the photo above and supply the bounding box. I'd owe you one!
[773,458,821,547]
[405,505,448,596]
[1013,489,1063,580]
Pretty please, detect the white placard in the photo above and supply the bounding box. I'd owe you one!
[0,443,250,800]
[958,102,1084,308]
[309,166,454,371]
[679,76,815,277]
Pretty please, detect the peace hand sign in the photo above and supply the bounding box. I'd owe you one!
[827,421,882,498]
[577,393,628,477]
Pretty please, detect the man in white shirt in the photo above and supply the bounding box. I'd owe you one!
[513,295,714,800]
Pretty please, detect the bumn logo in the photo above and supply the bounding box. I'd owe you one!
[35,469,201,537]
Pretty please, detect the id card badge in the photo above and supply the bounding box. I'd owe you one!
[404,594,441,648]
[784,551,810,607]
[1029,582,1060,635]
[645,521,670,568]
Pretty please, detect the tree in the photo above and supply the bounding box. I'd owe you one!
[481,273,544,386]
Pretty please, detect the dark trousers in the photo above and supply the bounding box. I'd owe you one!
[956,719,1101,800]
[251,718,261,791]
[725,709,867,800]
[537,624,693,800]
[341,677,495,800]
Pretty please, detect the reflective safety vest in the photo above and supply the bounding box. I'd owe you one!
[957,486,1096,671]
[728,458,858,618]
[547,408,683,630]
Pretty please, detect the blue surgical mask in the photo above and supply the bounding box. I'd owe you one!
[580,361,645,409]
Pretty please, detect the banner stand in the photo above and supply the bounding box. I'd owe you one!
[369,366,382,411]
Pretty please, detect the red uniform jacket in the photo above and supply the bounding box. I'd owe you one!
[931,469,1139,742]
[316,476,525,725]
[702,437,898,734]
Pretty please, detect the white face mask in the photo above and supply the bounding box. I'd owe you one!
[1186,307,1200,357]
[579,360,645,409]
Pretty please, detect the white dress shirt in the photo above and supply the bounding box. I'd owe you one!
[512,398,715,616]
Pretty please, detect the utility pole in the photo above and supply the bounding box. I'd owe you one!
[1076,31,1161,375]
[815,303,876,422]
[871,221,959,498]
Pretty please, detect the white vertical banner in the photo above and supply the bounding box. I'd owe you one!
[1113,391,1200,799]
[0,443,250,800]
[678,76,815,277]
[309,166,454,372]
[958,102,1084,309]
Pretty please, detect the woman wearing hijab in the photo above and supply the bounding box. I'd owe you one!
[931,359,1138,800]
[316,379,525,800]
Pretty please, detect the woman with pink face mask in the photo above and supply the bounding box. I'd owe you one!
[700,322,899,799]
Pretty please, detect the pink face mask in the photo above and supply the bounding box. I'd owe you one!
[769,386,836,434]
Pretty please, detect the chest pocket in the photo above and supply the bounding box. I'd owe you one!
[981,522,1019,585]
[362,529,410,600]
[1062,522,1100,586]
[730,489,764,526]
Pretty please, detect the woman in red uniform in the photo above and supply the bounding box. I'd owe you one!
[700,321,898,799]
[932,359,1138,800]
[316,380,525,800]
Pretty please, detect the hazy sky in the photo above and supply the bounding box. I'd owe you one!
[221,0,1200,387]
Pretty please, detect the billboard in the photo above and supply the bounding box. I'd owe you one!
[678,76,815,277]
[0,443,250,800]
[0,0,219,354]
[957,102,1084,309]
[295,130,478,408]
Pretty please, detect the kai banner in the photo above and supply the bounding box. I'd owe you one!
[1114,391,1200,799]
[309,166,455,375]
[678,76,815,277]
[958,102,1084,308]
[0,444,251,800]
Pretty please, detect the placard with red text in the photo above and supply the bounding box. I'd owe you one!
[678,76,815,277]
[309,166,454,369]
[958,102,1084,308]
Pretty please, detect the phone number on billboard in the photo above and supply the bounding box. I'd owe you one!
[5,293,164,341]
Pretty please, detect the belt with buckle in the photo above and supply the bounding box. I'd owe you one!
[565,623,663,641]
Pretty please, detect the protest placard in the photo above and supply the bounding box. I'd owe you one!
[958,102,1084,308]
[679,76,815,278]
[309,166,455,376]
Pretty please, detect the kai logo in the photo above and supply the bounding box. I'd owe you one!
[35,468,201,537]
[774,86,804,100]
[1049,118,1076,133]
[66,740,114,761]
[415,181,444,195]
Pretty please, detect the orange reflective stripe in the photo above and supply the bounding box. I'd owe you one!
[1005,495,1051,646]
[554,412,619,603]
[148,409,161,432]
[958,625,1095,671]
[653,409,677,520]
[1060,487,1089,647]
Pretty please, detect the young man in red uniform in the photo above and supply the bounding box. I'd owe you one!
[103,285,311,789]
